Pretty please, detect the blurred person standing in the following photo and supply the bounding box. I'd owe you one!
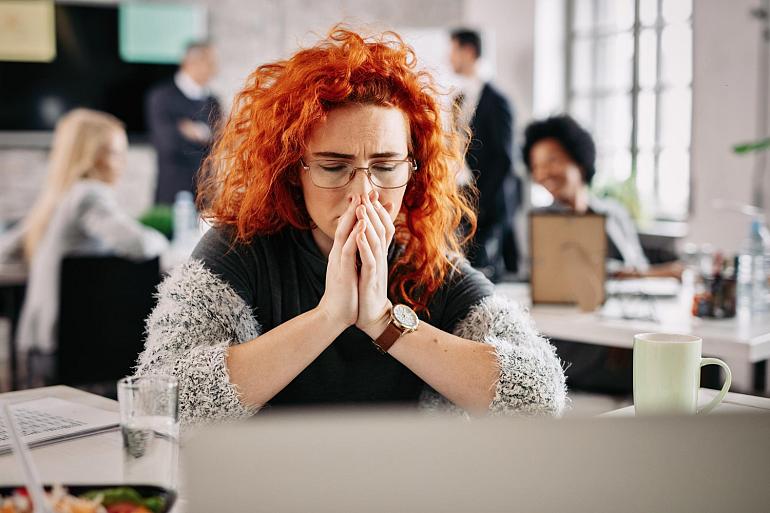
[449,28,520,281]
[0,109,167,385]
[146,41,222,205]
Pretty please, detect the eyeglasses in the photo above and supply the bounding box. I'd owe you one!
[300,158,417,190]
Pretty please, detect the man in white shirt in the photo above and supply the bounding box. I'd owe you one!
[146,42,221,204]
[450,29,520,281]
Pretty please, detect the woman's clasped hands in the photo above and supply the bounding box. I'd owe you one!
[318,190,396,339]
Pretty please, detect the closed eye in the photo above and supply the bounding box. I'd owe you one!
[371,162,398,172]
[319,163,350,173]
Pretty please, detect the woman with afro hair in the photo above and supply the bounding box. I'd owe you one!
[523,114,682,279]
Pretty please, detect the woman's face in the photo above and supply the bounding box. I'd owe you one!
[94,129,128,184]
[301,104,410,257]
[529,138,585,205]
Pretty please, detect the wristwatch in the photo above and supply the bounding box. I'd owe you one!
[372,304,419,353]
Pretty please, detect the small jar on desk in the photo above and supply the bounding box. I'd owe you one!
[691,253,737,319]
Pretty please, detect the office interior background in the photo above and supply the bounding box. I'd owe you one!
[0,0,768,399]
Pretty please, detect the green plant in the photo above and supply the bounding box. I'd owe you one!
[592,173,645,224]
[733,138,770,154]
[139,204,174,239]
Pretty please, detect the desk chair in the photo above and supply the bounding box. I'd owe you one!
[57,256,161,395]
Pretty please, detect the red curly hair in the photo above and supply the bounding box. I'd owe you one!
[198,26,476,312]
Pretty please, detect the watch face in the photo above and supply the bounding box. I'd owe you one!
[393,304,419,330]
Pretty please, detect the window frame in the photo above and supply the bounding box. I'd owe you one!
[564,0,693,222]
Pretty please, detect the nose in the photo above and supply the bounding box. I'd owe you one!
[345,169,374,203]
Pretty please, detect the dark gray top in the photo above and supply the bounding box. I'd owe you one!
[192,226,494,408]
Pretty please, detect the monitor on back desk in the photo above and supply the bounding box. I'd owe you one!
[183,408,769,513]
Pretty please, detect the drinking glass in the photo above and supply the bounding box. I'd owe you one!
[118,375,179,488]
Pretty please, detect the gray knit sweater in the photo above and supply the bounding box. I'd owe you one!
[136,254,567,424]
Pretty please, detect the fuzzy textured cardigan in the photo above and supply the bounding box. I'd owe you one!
[135,259,566,424]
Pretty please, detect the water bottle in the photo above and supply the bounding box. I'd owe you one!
[172,191,197,248]
[736,217,770,314]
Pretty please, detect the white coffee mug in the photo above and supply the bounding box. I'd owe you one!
[633,333,732,415]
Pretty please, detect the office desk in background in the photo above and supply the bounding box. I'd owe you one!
[4,274,769,394]
[4,270,769,393]
[496,281,770,394]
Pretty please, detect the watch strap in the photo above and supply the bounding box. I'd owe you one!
[373,320,403,353]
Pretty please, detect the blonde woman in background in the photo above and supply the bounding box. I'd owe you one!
[0,108,167,384]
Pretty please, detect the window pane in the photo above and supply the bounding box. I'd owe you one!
[638,29,658,89]
[635,151,656,206]
[662,0,692,23]
[640,0,658,26]
[566,0,692,221]
[570,96,593,128]
[610,149,633,182]
[571,37,593,94]
[594,150,632,185]
[595,33,634,91]
[594,94,632,149]
[661,24,692,86]
[572,0,594,32]
[595,0,635,32]
[593,153,612,187]
[660,88,692,147]
[658,148,689,218]
[637,91,656,149]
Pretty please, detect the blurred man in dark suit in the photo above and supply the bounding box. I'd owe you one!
[146,41,221,205]
[450,29,520,281]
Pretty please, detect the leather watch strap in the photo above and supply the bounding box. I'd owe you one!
[373,321,403,353]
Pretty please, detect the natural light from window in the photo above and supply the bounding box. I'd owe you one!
[567,0,693,221]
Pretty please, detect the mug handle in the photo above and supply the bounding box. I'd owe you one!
[697,358,732,414]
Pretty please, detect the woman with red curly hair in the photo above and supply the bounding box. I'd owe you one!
[136,27,565,423]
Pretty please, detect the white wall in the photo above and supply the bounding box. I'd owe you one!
[686,0,768,253]
[463,0,536,139]
[533,0,566,118]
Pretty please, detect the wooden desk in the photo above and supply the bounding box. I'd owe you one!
[496,282,770,393]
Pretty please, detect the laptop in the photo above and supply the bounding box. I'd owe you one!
[183,408,770,513]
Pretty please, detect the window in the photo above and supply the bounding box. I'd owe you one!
[567,0,693,220]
